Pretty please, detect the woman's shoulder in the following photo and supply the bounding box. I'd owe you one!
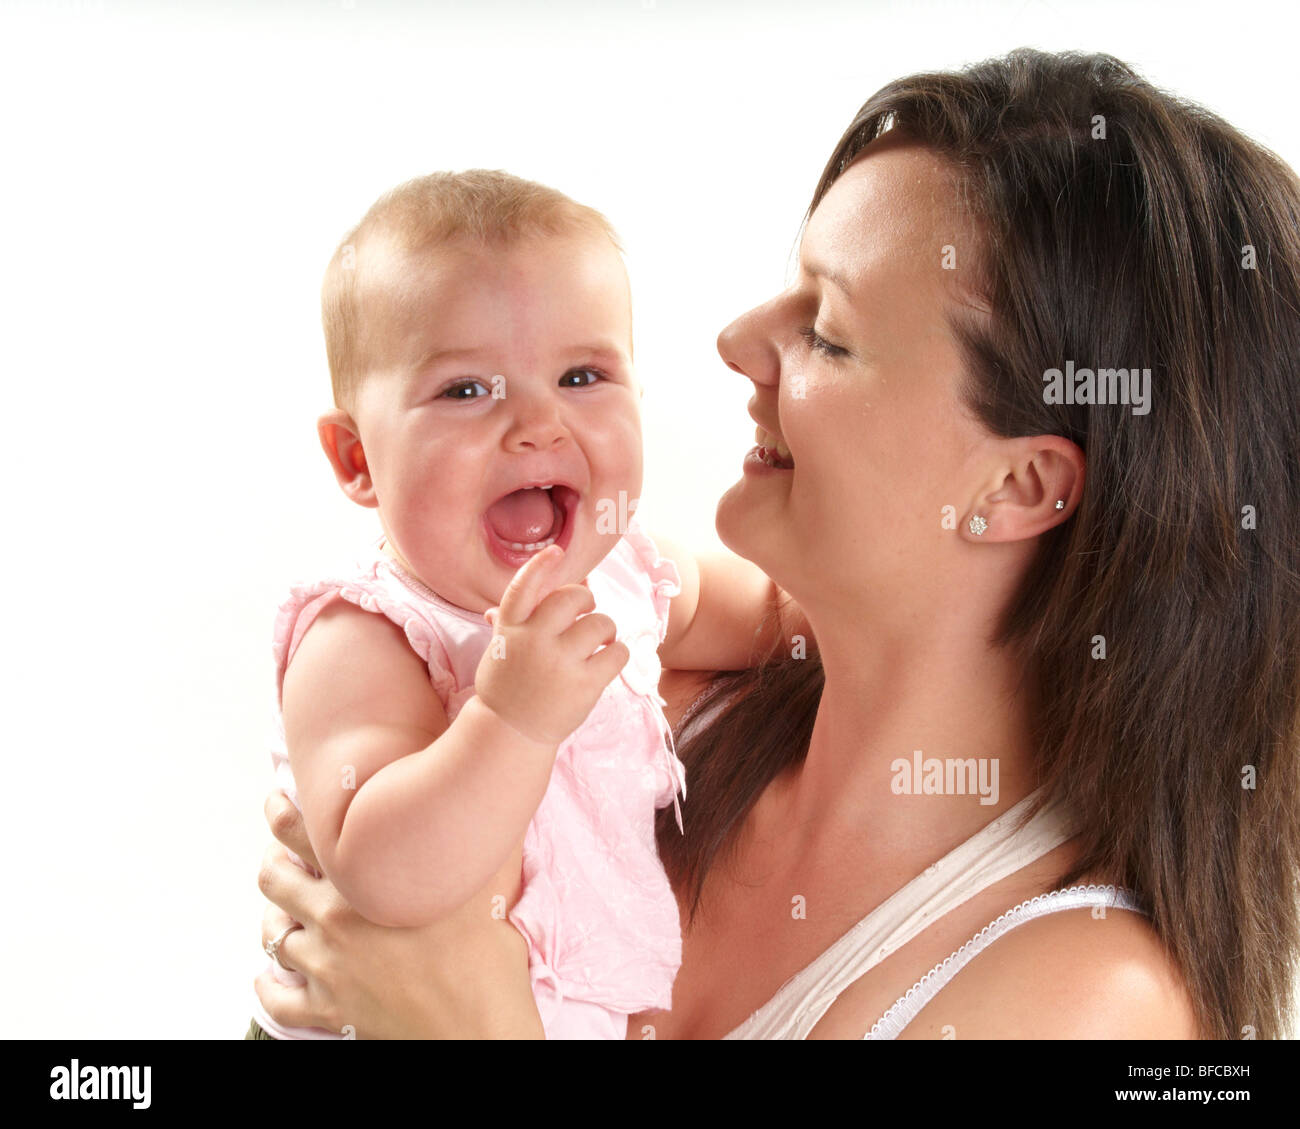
[897,884,1200,1039]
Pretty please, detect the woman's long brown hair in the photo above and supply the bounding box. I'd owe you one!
[656,48,1300,1040]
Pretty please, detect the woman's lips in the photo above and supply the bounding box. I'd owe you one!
[744,444,795,474]
[747,425,794,471]
[755,426,794,464]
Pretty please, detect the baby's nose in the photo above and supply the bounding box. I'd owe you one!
[506,401,567,450]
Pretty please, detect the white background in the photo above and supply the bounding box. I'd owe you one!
[3,0,1295,1037]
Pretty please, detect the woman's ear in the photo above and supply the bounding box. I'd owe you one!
[317,410,378,508]
[964,434,1083,543]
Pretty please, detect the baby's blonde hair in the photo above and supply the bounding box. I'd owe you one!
[322,169,624,413]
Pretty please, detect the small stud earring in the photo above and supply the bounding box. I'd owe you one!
[1055,499,1065,510]
[969,515,988,536]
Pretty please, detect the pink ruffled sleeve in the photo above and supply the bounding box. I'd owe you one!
[271,569,457,710]
[618,516,682,645]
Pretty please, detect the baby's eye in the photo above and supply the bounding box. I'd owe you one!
[559,367,605,388]
[440,379,491,400]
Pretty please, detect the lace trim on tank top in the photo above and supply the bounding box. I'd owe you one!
[676,686,729,738]
[722,787,1080,1039]
[675,683,1118,1042]
[863,883,1146,1040]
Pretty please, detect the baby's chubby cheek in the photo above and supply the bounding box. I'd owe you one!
[584,417,643,503]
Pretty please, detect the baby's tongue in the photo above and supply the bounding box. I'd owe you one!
[485,487,558,545]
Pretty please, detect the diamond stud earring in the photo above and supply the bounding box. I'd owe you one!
[969,515,988,536]
[1055,499,1065,510]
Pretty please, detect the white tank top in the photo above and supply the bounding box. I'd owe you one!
[676,692,1145,1040]
[862,882,1143,1038]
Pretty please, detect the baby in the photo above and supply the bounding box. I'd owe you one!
[248,170,796,1039]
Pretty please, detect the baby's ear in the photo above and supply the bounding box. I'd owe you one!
[317,409,377,508]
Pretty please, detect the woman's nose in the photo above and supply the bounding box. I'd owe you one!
[716,303,780,388]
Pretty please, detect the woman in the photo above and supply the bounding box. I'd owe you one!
[254,48,1300,1039]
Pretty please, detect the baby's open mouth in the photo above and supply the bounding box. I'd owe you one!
[483,484,579,565]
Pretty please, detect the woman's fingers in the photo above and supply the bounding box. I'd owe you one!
[253,967,325,1032]
[261,903,301,974]
[258,841,322,925]
[264,788,321,873]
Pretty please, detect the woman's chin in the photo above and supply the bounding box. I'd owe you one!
[715,480,778,564]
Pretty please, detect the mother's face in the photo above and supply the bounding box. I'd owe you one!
[715,135,995,624]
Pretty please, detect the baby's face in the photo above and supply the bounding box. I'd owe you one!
[350,232,643,613]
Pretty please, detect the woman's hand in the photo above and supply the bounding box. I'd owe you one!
[254,789,544,1039]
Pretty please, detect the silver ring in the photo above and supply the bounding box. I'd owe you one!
[264,922,303,970]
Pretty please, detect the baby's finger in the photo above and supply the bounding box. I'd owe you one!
[584,638,631,686]
[495,545,565,627]
[558,611,620,657]
[530,583,598,634]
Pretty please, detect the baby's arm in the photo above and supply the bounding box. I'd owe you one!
[283,546,628,929]
[650,531,813,672]
[282,601,553,928]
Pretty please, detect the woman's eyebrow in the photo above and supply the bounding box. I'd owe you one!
[799,257,855,298]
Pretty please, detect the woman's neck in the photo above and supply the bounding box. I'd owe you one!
[775,610,1042,872]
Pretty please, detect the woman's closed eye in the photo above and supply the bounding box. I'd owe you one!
[797,326,850,359]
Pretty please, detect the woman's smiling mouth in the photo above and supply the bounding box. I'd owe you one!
[748,426,795,471]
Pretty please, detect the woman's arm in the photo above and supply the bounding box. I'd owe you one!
[652,531,812,672]
[255,787,544,1039]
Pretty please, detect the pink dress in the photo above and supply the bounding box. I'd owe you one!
[250,517,686,1040]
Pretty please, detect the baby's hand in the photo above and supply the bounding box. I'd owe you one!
[474,545,630,747]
